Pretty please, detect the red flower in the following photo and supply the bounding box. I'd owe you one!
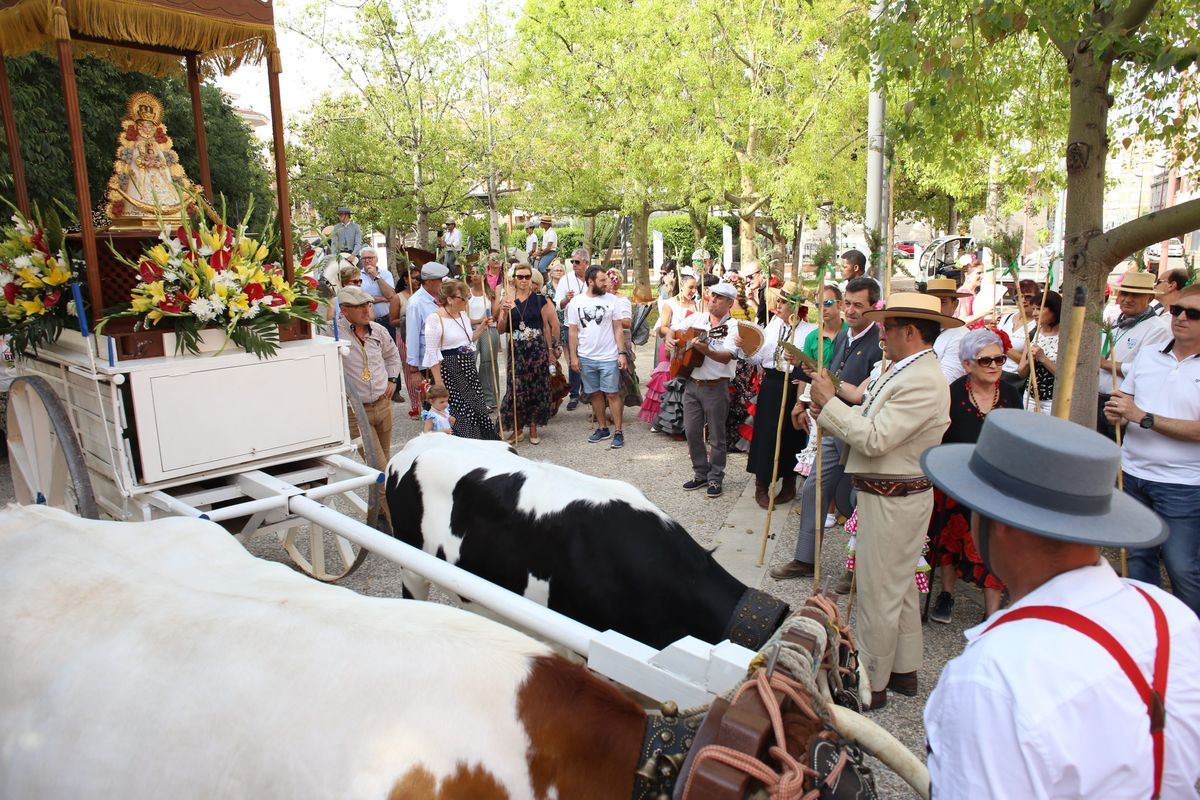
[124,124,139,142]
[308,301,319,312]
[300,275,318,289]
[30,230,49,255]
[244,283,265,302]
[158,296,183,314]
[265,292,287,307]
[209,249,231,272]
[300,249,317,268]
[154,128,169,144]
[138,259,164,283]
[4,282,18,303]
[43,290,61,308]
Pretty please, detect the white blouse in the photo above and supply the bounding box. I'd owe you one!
[751,315,816,370]
[422,311,474,368]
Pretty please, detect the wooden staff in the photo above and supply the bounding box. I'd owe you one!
[757,312,796,567]
[505,269,520,450]
[1110,343,1128,576]
[1051,286,1086,421]
[1029,263,1054,412]
[487,282,506,443]
[812,311,828,593]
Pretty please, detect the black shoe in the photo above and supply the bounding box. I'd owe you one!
[706,481,723,498]
[682,478,707,491]
[929,591,954,624]
[887,671,919,697]
[566,398,579,410]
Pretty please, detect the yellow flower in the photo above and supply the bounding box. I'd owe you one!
[19,296,45,316]
[146,309,164,325]
[213,282,229,300]
[131,294,155,314]
[270,274,287,292]
[228,293,250,314]
[255,244,268,261]
[16,268,44,288]
[42,260,71,287]
[146,281,166,303]
[147,244,171,267]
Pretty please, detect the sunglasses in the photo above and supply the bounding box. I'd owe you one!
[570,259,584,265]
[974,356,1006,367]
[515,274,533,280]
[1170,304,1200,321]
[346,279,362,285]
[821,299,838,307]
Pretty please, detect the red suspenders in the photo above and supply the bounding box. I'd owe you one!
[984,587,1170,799]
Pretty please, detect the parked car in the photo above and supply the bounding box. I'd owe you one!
[1146,238,1184,259]
[893,240,922,258]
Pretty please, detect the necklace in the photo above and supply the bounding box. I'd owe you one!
[861,350,932,416]
[965,378,999,415]
[447,310,472,345]
[514,292,534,330]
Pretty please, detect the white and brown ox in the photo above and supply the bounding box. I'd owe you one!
[385,435,789,651]
[0,506,926,799]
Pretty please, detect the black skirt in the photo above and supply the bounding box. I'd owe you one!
[746,369,808,484]
[440,348,500,441]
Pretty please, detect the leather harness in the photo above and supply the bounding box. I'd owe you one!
[723,589,790,650]
[984,587,1170,799]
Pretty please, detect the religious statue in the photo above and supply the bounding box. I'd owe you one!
[104,92,198,230]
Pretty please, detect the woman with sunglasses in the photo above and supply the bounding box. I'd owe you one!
[497,266,558,444]
[1019,290,1062,413]
[422,280,499,440]
[926,328,1024,624]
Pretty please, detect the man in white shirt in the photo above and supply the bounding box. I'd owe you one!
[925,278,970,383]
[524,218,539,266]
[442,220,462,272]
[555,248,590,409]
[404,262,449,414]
[670,282,742,498]
[1105,283,1200,616]
[568,266,630,449]
[357,246,397,338]
[536,215,558,276]
[1096,271,1171,440]
[922,409,1199,799]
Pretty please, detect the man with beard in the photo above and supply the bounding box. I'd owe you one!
[568,266,630,448]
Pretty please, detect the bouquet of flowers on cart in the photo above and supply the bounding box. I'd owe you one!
[101,198,325,359]
[0,206,78,357]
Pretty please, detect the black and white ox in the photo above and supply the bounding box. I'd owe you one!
[385,434,789,650]
[0,506,927,800]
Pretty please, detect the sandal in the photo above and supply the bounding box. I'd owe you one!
[504,430,524,444]
[529,433,541,445]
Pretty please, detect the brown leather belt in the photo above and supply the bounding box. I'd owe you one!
[852,476,933,497]
[690,377,729,387]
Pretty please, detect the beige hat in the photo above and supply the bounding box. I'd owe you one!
[864,292,964,329]
[923,277,971,297]
[337,285,374,307]
[1110,271,1157,295]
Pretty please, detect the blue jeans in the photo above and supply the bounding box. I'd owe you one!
[536,250,557,277]
[1124,472,1200,616]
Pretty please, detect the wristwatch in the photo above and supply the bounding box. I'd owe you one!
[387,377,397,383]
[1139,413,1155,429]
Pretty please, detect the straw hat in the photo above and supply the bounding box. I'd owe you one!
[864,292,964,328]
[923,277,972,297]
[1110,271,1156,295]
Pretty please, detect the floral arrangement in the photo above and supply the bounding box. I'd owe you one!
[0,207,78,356]
[101,200,325,359]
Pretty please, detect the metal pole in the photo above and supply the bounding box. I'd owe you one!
[864,0,886,278]
[290,495,598,655]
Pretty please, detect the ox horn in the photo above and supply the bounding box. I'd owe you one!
[830,706,931,800]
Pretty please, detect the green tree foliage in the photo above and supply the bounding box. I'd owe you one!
[649,215,725,262]
[875,0,1200,424]
[0,54,272,227]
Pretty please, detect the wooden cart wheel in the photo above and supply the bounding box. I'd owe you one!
[6,375,99,519]
[279,379,385,582]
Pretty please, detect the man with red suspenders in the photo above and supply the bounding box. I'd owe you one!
[920,410,1200,798]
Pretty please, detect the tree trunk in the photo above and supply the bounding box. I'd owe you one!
[486,173,501,252]
[947,195,958,234]
[1057,48,1114,426]
[599,216,621,267]
[770,220,788,280]
[413,156,428,250]
[631,201,652,303]
[688,204,708,255]
[793,216,804,282]
[739,206,757,267]
[385,224,399,273]
[985,153,1002,239]
[583,215,596,255]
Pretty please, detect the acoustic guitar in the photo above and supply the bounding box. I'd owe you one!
[669,324,729,379]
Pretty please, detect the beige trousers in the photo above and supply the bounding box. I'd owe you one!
[348,394,395,469]
[855,489,932,691]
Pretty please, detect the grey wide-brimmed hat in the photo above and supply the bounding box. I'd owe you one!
[336,206,351,214]
[921,409,1167,548]
[420,262,449,281]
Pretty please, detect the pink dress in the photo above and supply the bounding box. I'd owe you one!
[638,301,700,425]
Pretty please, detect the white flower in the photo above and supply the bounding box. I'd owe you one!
[13,255,32,271]
[0,271,13,287]
[244,303,261,319]
[67,300,78,318]
[189,297,221,323]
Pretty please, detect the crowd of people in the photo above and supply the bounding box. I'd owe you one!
[323,206,1199,794]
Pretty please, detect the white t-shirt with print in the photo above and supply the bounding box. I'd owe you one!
[567,292,628,361]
